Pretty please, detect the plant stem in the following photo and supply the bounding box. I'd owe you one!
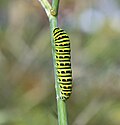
[38,0,51,17]
[38,0,68,125]
[49,16,68,125]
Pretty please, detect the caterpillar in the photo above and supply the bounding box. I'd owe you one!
[53,27,72,101]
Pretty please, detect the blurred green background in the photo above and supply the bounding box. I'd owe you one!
[0,0,120,125]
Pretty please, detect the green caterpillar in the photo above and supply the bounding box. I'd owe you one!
[53,27,72,101]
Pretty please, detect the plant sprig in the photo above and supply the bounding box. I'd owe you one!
[38,0,68,125]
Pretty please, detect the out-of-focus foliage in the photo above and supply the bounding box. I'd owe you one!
[0,0,120,125]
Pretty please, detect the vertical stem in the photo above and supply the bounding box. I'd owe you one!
[52,0,59,15]
[38,0,68,125]
[49,17,68,125]
[49,1,68,125]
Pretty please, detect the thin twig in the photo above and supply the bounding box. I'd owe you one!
[38,0,68,125]
[38,0,51,17]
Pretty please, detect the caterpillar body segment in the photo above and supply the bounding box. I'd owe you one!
[53,27,72,101]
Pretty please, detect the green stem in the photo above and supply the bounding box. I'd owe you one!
[38,0,68,125]
[52,0,59,15]
[38,0,51,17]
[49,16,68,125]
